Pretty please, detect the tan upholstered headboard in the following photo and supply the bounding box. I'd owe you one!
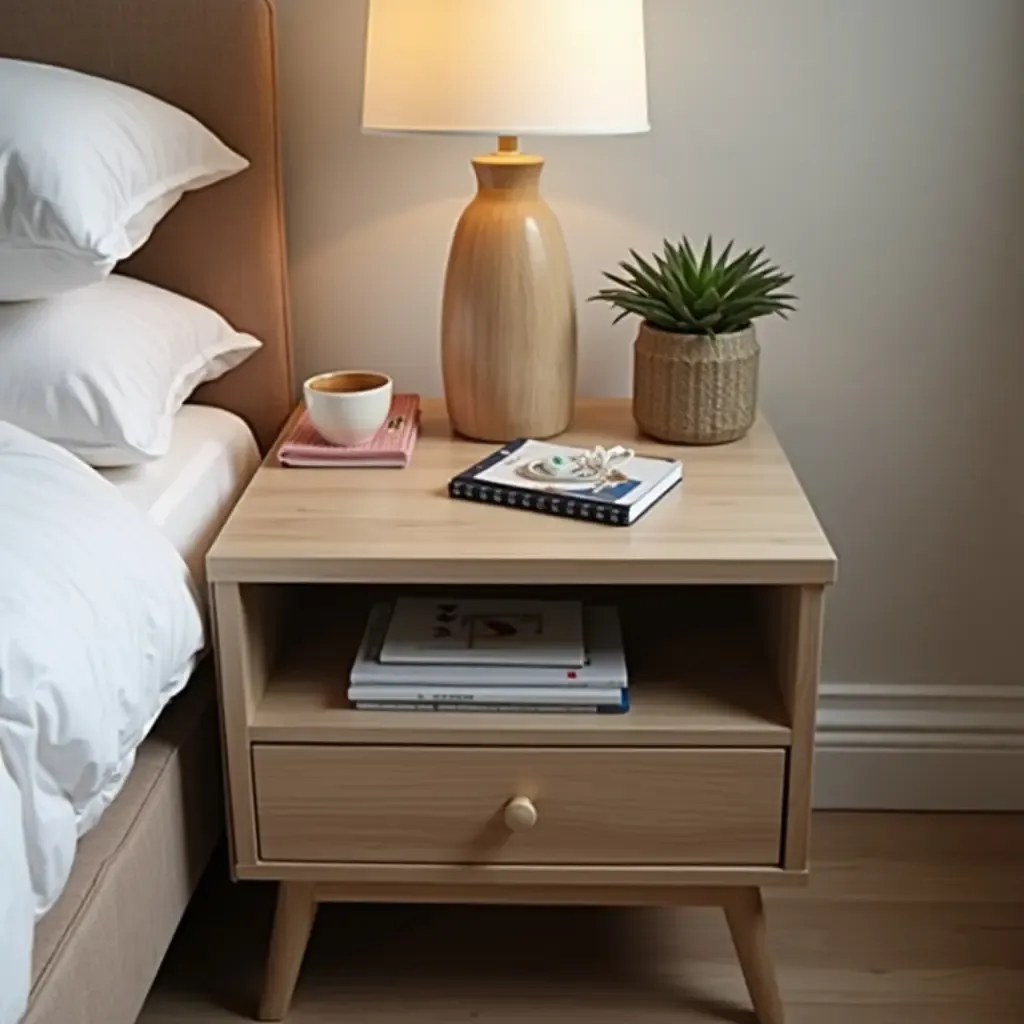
[1,0,294,453]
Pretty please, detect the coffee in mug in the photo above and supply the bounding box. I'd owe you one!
[303,370,393,446]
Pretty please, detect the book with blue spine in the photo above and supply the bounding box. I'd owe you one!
[349,685,629,710]
[448,438,682,526]
[354,691,631,715]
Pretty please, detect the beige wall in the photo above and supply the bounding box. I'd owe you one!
[278,0,1024,688]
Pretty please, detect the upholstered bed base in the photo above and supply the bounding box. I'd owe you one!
[23,667,222,1024]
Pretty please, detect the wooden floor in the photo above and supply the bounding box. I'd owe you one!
[139,813,1024,1023]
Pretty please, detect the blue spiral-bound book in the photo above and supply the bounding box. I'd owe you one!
[449,438,682,527]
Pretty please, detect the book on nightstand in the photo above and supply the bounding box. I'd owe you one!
[379,596,586,667]
[348,602,629,714]
[448,438,682,526]
[355,695,631,715]
[278,394,420,468]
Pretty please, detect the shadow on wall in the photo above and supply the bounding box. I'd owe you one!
[276,0,1024,693]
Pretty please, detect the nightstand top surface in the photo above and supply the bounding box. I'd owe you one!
[206,400,836,585]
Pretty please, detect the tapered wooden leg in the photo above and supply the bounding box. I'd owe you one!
[258,882,318,1021]
[723,887,785,1024]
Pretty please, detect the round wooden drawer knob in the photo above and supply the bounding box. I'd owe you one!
[504,796,538,833]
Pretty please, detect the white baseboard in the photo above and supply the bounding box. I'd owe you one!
[812,682,1024,811]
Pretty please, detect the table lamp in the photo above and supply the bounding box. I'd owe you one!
[362,0,650,442]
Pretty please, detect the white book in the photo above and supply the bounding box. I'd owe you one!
[347,683,626,707]
[351,604,626,689]
[378,597,584,667]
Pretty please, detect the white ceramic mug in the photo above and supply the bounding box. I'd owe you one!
[303,370,393,446]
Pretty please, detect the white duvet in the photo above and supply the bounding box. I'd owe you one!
[0,422,205,1023]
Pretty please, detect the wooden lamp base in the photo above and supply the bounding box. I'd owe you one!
[441,136,577,442]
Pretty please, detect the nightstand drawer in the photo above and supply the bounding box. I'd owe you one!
[252,745,785,866]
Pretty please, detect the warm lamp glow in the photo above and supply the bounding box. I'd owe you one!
[362,0,649,137]
[360,0,650,441]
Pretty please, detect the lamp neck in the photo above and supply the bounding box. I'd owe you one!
[472,155,544,196]
[473,136,544,196]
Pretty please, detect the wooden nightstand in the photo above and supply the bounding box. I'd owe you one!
[207,400,837,1023]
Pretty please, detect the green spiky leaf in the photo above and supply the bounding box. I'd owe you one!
[589,235,798,338]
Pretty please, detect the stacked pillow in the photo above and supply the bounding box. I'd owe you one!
[0,58,262,465]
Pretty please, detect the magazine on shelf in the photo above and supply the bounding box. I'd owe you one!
[377,597,585,667]
[354,697,630,715]
[347,683,627,707]
[351,603,626,688]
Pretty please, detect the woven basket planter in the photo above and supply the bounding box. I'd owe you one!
[633,323,760,445]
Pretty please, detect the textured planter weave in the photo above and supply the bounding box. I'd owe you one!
[633,323,760,445]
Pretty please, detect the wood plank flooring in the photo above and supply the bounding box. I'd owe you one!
[138,813,1024,1023]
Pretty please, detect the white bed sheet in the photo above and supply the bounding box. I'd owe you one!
[0,422,209,1024]
[100,404,261,592]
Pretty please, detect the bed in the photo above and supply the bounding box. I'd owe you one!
[2,1,293,1021]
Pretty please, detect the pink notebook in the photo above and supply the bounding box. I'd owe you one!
[279,394,420,468]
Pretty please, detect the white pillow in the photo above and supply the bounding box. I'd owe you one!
[0,274,261,466]
[0,421,206,1019]
[0,58,248,300]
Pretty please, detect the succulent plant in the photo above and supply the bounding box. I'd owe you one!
[590,236,797,338]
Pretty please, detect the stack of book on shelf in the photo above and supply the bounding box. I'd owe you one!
[348,597,629,714]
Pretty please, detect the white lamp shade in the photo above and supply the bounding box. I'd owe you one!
[362,0,649,136]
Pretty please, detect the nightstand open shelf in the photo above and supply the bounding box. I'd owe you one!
[248,583,792,748]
